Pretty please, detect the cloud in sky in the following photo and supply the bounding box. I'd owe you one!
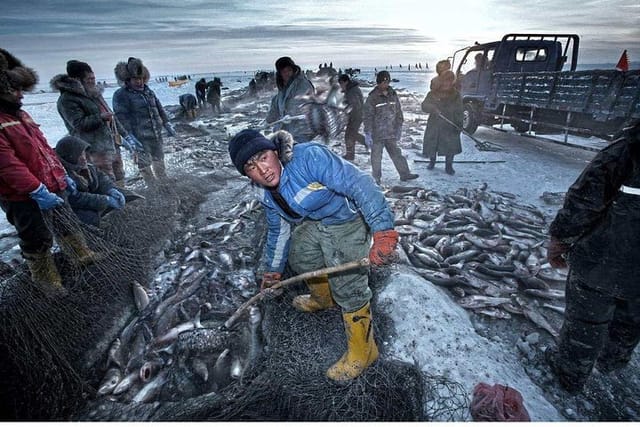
[1,0,638,81]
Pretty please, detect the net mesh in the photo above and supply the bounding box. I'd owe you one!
[0,167,468,421]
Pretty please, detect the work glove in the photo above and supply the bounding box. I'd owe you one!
[260,272,283,298]
[548,236,570,269]
[364,133,373,149]
[29,183,64,210]
[164,122,177,137]
[64,175,78,196]
[106,188,126,210]
[369,229,400,266]
[121,134,143,153]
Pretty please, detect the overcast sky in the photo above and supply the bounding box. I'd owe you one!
[2,0,638,81]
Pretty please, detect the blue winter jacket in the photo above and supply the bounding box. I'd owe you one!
[255,142,394,273]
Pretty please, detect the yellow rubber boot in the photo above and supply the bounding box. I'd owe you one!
[326,302,379,382]
[24,251,63,290]
[60,233,104,265]
[292,274,336,312]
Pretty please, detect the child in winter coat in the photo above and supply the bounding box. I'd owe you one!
[55,136,126,227]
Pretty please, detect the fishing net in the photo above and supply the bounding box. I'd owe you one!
[0,152,468,421]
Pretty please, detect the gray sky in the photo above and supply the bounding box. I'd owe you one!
[2,0,638,81]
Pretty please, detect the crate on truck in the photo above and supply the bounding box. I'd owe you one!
[452,33,640,140]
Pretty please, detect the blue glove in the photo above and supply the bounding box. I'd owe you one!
[122,134,143,153]
[106,188,125,210]
[30,183,64,210]
[164,123,177,137]
[64,175,78,195]
[364,133,373,148]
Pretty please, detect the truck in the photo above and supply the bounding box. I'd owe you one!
[452,33,640,141]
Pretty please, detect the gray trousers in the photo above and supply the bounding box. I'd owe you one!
[288,216,371,312]
[371,138,411,182]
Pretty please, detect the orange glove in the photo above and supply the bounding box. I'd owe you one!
[548,236,570,269]
[261,272,282,290]
[369,230,399,266]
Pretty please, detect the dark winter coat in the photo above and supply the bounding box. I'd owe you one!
[266,71,315,142]
[549,123,640,298]
[363,86,403,141]
[343,80,364,128]
[0,108,67,202]
[421,88,463,157]
[206,80,221,102]
[56,137,115,226]
[50,74,116,155]
[112,84,169,146]
[195,79,207,100]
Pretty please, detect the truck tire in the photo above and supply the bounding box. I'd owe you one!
[462,103,479,134]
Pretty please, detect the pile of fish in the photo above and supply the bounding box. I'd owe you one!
[388,183,567,339]
[94,198,265,405]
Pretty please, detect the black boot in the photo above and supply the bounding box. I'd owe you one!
[427,157,436,170]
[400,173,419,182]
[545,346,586,394]
[445,156,455,175]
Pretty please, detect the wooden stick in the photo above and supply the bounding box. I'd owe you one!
[414,159,506,164]
[223,257,370,329]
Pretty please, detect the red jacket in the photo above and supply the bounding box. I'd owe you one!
[0,110,67,201]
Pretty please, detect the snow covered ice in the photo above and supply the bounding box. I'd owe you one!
[2,68,639,421]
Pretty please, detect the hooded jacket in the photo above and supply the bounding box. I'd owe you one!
[50,74,116,154]
[363,85,403,141]
[254,142,394,273]
[266,70,315,142]
[549,122,640,298]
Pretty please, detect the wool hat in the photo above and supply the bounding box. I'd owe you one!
[66,60,93,79]
[55,135,90,165]
[275,56,297,72]
[228,129,277,175]
[0,48,38,94]
[376,70,391,84]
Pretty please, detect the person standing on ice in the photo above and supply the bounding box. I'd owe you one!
[429,59,452,91]
[51,60,142,187]
[195,77,207,108]
[363,70,418,185]
[545,119,640,393]
[0,48,101,293]
[421,70,463,175]
[228,128,399,382]
[338,74,366,161]
[266,56,316,142]
[112,57,176,186]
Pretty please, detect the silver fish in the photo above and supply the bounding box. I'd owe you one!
[139,358,164,382]
[412,242,444,262]
[458,295,512,309]
[213,348,233,391]
[191,357,209,382]
[154,311,203,346]
[521,304,559,339]
[132,281,150,312]
[474,307,512,319]
[444,249,480,265]
[541,302,565,314]
[113,371,138,395]
[97,367,122,396]
[132,370,168,404]
[523,288,565,300]
[107,338,123,369]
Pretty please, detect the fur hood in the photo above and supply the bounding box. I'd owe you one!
[49,74,88,96]
[114,57,150,86]
[0,48,38,94]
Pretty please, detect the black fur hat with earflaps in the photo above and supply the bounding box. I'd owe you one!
[0,48,38,94]
[114,57,150,86]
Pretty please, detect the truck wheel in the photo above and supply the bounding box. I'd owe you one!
[462,103,479,134]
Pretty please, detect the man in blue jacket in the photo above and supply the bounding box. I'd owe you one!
[228,128,399,382]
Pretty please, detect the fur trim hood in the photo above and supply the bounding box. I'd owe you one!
[0,48,38,94]
[114,57,150,86]
[49,74,87,96]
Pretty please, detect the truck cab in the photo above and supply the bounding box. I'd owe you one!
[453,34,579,133]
